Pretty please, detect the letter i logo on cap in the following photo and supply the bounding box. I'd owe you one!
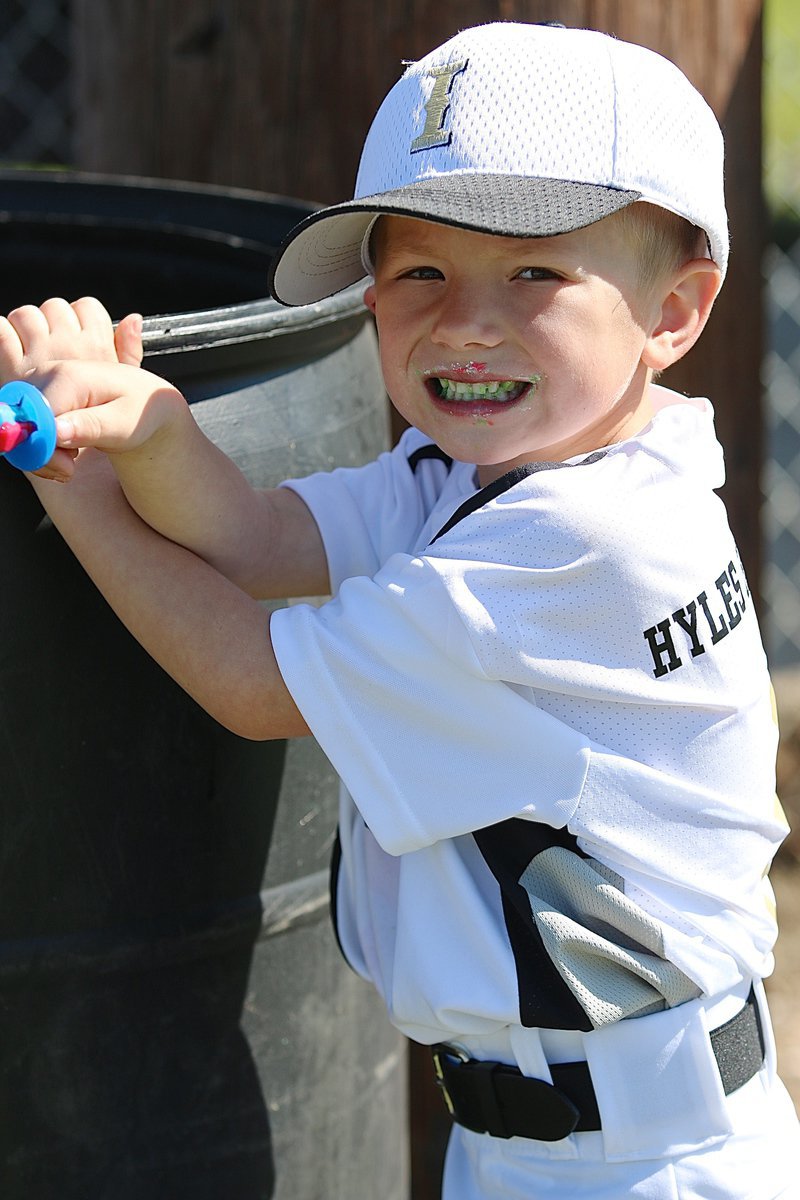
[410,60,467,153]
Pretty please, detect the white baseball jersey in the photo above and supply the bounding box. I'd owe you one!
[270,387,798,1192]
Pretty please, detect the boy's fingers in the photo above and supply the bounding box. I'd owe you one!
[62,296,121,363]
[0,314,25,376]
[70,296,115,338]
[45,362,154,450]
[6,304,50,354]
[114,312,144,367]
[40,296,82,335]
[55,397,156,454]
[30,446,78,483]
[56,405,118,450]
[32,359,182,453]
[6,297,126,367]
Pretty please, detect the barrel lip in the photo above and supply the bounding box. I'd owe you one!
[0,167,370,353]
[0,165,321,225]
[140,286,370,356]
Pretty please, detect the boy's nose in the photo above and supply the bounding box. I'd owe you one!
[430,285,504,350]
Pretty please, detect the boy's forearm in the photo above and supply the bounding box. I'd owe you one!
[29,454,309,741]
[108,400,275,593]
[40,362,286,596]
[112,427,329,600]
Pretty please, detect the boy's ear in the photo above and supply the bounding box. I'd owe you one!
[642,259,722,372]
[363,283,377,315]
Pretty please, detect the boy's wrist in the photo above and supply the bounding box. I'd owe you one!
[45,361,188,462]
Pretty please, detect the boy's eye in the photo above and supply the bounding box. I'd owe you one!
[400,266,444,280]
[515,266,560,281]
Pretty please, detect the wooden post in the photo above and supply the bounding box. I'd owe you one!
[73,4,765,1198]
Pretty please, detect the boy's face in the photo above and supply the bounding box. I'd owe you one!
[364,215,667,485]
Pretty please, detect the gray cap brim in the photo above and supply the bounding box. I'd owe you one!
[269,175,641,307]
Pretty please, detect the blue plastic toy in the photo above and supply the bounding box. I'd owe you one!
[0,381,57,471]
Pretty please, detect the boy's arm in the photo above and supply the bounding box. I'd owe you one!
[46,359,329,599]
[0,294,329,600]
[29,450,310,741]
[4,298,322,734]
[54,361,329,600]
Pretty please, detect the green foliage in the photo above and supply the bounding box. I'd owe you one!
[764,0,800,236]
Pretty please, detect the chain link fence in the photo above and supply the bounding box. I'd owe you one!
[764,243,800,668]
[763,0,800,670]
[0,0,71,166]
[1,0,799,671]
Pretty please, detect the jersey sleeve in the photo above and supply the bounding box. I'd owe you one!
[280,428,445,591]
[270,551,591,856]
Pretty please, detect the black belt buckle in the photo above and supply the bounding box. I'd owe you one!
[431,1044,582,1141]
[432,1044,467,1116]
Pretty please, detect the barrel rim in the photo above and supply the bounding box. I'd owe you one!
[0,167,371,351]
[0,165,323,224]
[140,289,370,356]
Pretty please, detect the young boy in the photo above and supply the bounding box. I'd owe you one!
[7,21,800,1199]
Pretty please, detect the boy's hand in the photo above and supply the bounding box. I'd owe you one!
[0,297,145,480]
[26,358,188,483]
[0,296,143,376]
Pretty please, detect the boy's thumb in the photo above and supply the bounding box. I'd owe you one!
[114,312,144,368]
[54,414,76,444]
[55,406,119,450]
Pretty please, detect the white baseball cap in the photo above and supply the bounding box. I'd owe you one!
[269,22,728,306]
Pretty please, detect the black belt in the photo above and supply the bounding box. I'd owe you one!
[431,989,765,1142]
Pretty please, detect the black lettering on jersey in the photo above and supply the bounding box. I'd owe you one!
[643,619,683,679]
[697,589,729,645]
[717,560,744,630]
[671,599,706,659]
[643,557,751,678]
[732,551,751,601]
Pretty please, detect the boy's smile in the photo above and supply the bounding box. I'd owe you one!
[425,369,539,412]
[364,215,667,485]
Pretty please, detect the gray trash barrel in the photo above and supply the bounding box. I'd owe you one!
[0,170,407,1200]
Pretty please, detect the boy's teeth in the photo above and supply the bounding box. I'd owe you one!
[436,378,523,402]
